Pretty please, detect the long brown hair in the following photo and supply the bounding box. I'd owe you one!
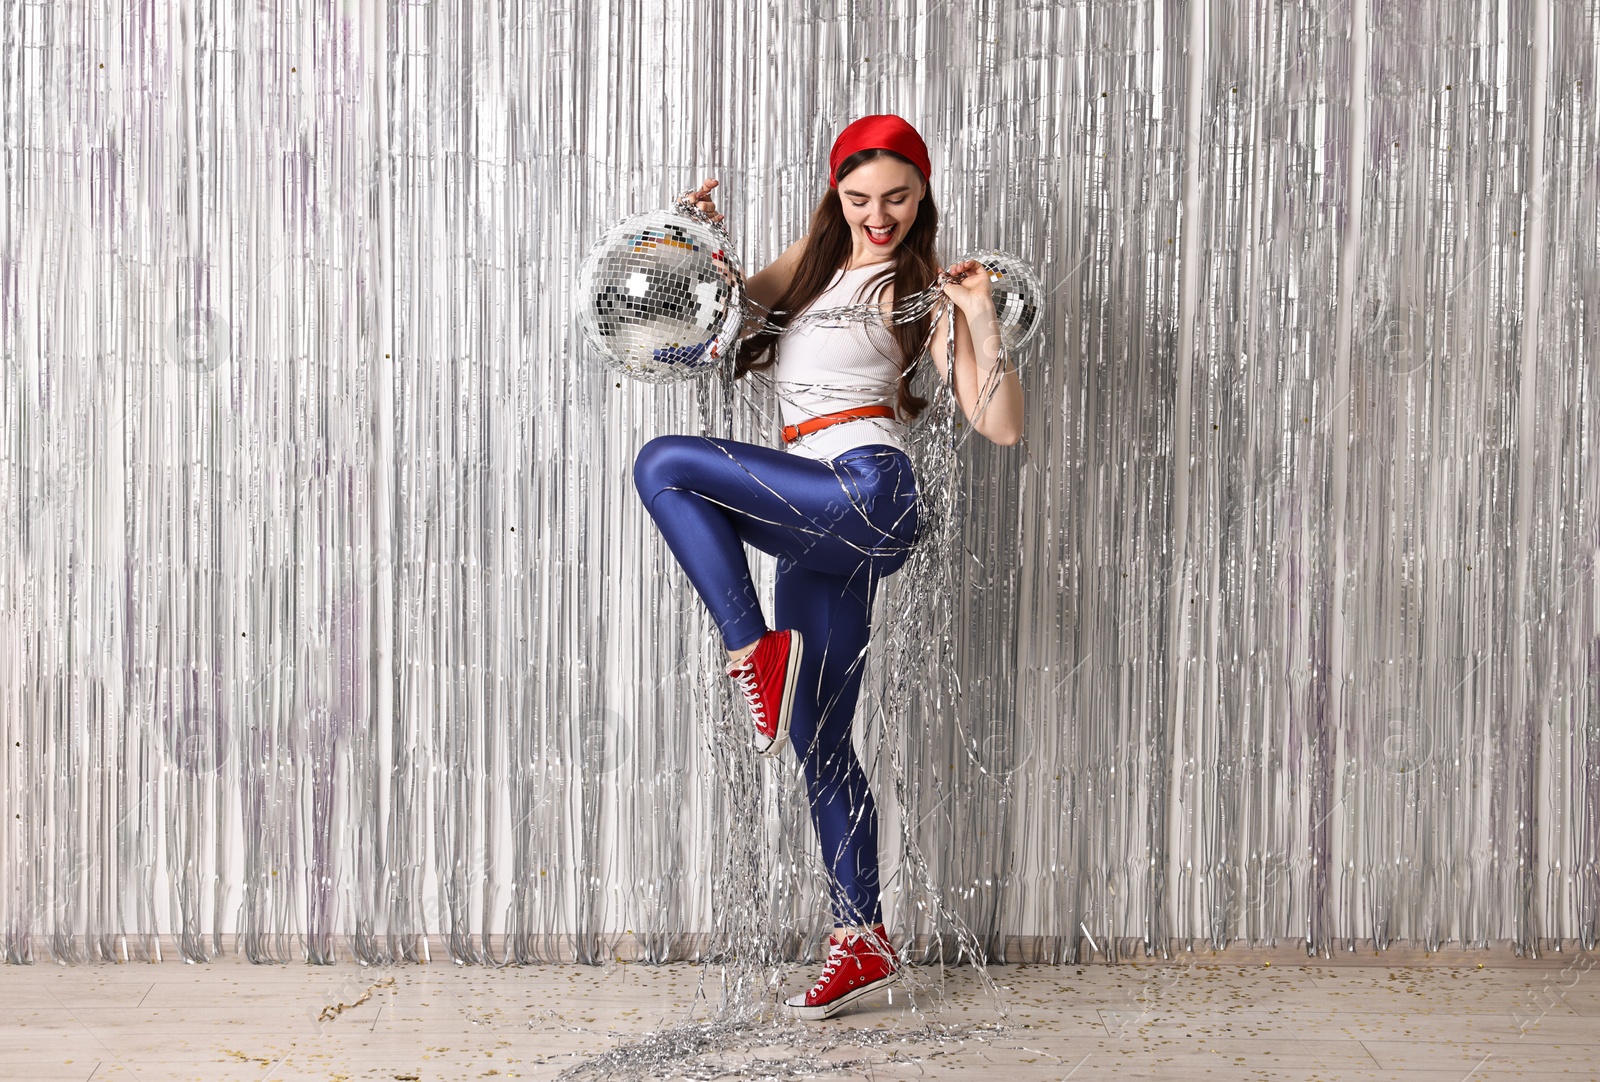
[736,149,938,420]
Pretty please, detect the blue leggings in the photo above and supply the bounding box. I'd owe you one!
[633,436,919,926]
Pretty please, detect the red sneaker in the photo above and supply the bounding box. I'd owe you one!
[784,925,899,1020]
[728,629,802,756]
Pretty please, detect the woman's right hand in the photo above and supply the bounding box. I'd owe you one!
[687,177,724,223]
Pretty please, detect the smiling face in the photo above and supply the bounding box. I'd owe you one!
[835,155,927,265]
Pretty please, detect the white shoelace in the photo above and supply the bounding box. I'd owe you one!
[733,665,765,723]
[810,939,850,994]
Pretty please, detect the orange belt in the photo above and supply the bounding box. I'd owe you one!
[782,405,896,444]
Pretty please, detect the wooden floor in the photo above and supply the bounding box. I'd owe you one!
[2,946,1596,1080]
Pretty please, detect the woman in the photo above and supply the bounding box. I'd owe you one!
[632,115,1023,1019]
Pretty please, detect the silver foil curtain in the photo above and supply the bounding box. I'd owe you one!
[1,0,1596,967]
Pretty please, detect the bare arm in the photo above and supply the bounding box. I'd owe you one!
[745,237,808,315]
[927,259,1025,446]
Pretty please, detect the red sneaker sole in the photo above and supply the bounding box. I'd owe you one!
[785,968,897,1020]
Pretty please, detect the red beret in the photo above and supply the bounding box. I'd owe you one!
[828,115,931,188]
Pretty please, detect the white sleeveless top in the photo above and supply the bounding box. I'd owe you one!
[772,264,909,463]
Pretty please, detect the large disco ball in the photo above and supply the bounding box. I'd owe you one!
[962,249,1044,354]
[575,208,744,384]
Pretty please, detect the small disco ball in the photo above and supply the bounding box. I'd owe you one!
[963,249,1044,354]
[575,208,744,384]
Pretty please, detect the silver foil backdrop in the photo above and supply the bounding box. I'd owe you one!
[1,0,1596,967]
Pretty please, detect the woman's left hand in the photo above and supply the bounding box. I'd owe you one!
[930,258,1024,445]
[940,259,995,314]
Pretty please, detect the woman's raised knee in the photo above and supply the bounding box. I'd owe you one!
[633,434,703,500]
